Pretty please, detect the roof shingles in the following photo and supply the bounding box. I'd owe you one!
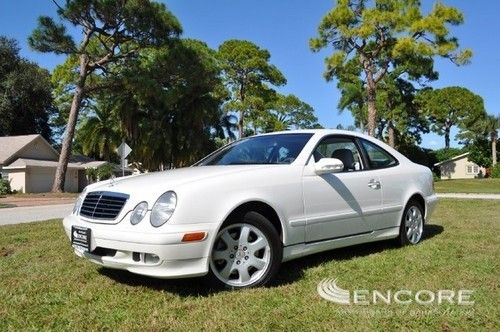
[0,134,40,164]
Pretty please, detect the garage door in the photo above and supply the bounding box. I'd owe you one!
[27,167,79,193]
[28,168,55,193]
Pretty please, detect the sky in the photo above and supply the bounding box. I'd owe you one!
[1,0,499,149]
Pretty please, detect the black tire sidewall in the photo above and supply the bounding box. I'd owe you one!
[207,211,283,289]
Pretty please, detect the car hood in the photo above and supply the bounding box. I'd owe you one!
[87,165,274,194]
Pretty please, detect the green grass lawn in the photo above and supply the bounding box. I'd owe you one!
[434,178,500,194]
[1,199,499,331]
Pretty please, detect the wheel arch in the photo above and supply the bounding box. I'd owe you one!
[219,200,285,244]
[404,192,426,220]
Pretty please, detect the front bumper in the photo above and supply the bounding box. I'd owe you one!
[63,214,219,279]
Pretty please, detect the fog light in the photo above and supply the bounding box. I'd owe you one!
[145,253,160,264]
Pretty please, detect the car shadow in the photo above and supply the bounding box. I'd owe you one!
[98,267,215,296]
[98,224,444,297]
[272,224,444,287]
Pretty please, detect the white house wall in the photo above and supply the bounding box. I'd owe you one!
[439,156,486,179]
[7,170,26,193]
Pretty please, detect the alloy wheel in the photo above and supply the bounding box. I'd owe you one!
[405,206,423,244]
[210,223,271,287]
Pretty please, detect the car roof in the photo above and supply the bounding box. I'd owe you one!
[255,129,412,165]
[257,129,366,138]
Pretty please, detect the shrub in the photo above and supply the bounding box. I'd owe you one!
[433,173,441,182]
[398,144,438,170]
[434,147,464,163]
[0,178,12,195]
[85,167,98,183]
[491,163,500,178]
[96,163,115,180]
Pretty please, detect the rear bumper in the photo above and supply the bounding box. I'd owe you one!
[63,214,219,279]
[425,194,439,221]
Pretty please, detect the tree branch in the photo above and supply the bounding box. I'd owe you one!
[87,48,138,71]
[78,27,93,54]
[373,62,389,83]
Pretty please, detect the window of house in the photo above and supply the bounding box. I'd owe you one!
[473,165,479,174]
[466,165,474,174]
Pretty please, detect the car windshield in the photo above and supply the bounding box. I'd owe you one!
[197,133,314,166]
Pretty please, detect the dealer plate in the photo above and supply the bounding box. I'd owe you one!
[71,226,91,252]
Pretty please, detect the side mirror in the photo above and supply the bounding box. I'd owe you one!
[315,158,344,175]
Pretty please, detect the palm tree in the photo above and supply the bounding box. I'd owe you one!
[77,103,121,162]
[483,115,500,166]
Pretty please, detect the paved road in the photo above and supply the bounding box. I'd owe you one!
[437,193,500,200]
[0,204,73,226]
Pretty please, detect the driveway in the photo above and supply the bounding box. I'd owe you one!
[0,195,75,207]
[437,193,500,200]
[0,204,73,226]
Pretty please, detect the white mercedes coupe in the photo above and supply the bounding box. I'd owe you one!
[63,129,438,288]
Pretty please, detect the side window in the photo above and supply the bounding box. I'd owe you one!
[313,137,363,171]
[360,139,398,169]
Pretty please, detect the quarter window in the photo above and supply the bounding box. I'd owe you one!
[360,139,398,169]
[313,137,363,171]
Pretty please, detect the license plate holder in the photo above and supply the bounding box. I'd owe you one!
[71,226,91,252]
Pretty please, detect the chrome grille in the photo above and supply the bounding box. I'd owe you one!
[79,191,129,220]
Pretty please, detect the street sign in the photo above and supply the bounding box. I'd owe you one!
[117,142,132,176]
[118,142,132,159]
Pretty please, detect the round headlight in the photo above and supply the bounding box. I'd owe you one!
[130,201,148,225]
[73,188,87,214]
[150,191,177,227]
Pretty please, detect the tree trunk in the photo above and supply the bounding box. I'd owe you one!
[376,121,385,140]
[444,126,450,149]
[238,110,244,138]
[171,121,178,167]
[238,84,246,139]
[52,56,88,192]
[387,121,395,148]
[104,140,110,162]
[492,132,497,166]
[366,76,377,137]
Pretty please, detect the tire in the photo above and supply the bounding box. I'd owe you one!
[398,199,425,246]
[208,211,282,289]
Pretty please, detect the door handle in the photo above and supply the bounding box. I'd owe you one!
[368,179,381,189]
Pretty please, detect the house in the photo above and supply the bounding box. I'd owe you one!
[0,134,109,193]
[434,152,486,180]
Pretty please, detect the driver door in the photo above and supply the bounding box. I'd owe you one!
[302,136,383,242]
